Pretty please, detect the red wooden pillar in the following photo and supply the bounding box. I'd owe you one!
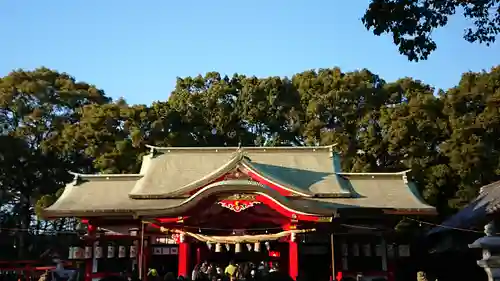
[289,238,299,280]
[85,223,96,281]
[196,247,202,265]
[178,234,190,278]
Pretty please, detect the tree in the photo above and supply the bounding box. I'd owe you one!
[167,73,252,147]
[56,100,157,173]
[292,68,390,170]
[362,0,500,61]
[440,66,500,208]
[378,78,453,214]
[0,67,110,258]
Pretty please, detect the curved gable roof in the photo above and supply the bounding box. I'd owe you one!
[134,179,335,219]
[128,146,351,198]
[41,173,183,218]
[42,146,436,219]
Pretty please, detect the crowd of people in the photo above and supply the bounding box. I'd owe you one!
[190,261,280,281]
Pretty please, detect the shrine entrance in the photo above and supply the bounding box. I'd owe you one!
[147,190,328,280]
[42,145,436,281]
[192,241,289,271]
[150,251,179,277]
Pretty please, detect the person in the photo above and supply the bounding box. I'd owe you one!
[215,266,223,278]
[131,266,139,281]
[248,270,257,281]
[148,268,160,281]
[269,263,278,273]
[262,271,292,281]
[99,276,128,281]
[200,262,209,278]
[37,271,49,281]
[235,264,245,281]
[257,261,268,277]
[224,261,237,281]
[207,264,218,281]
[192,264,201,281]
[164,273,176,281]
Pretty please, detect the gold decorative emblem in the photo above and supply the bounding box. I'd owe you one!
[222,168,250,181]
[218,194,261,212]
[224,194,257,200]
[316,216,333,222]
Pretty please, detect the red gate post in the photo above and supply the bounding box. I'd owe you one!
[289,233,299,280]
[178,234,190,278]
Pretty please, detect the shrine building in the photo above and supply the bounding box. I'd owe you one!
[42,145,436,281]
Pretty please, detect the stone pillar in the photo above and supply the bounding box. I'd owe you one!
[469,221,500,281]
[178,234,190,278]
[289,233,299,280]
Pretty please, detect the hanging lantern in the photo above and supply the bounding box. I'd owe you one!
[290,233,297,242]
[215,243,222,253]
[84,246,92,259]
[254,242,261,252]
[265,241,271,251]
[363,244,371,257]
[130,245,137,257]
[341,243,348,256]
[225,243,231,251]
[246,244,252,251]
[68,247,75,259]
[74,247,84,259]
[206,242,213,250]
[107,245,115,258]
[235,243,241,253]
[71,247,78,259]
[129,228,139,237]
[95,246,103,259]
[352,243,359,256]
[118,246,126,258]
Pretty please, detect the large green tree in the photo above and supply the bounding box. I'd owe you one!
[0,67,109,258]
[362,0,500,61]
[440,66,500,208]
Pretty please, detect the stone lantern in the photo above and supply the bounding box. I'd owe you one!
[469,221,500,281]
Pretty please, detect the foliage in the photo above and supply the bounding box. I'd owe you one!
[362,0,500,61]
[1,65,500,257]
[0,67,109,257]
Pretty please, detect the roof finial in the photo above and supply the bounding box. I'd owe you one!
[149,145,158,158]
[69,171,82,185]
[236,141,244,155]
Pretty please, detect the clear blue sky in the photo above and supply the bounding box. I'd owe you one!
[1,0,499,105]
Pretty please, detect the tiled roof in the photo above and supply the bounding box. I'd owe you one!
[428,180,500,235]
[129,145,348,197]
[43,146,435,218]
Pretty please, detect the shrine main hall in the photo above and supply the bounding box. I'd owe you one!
[42,145,435,281]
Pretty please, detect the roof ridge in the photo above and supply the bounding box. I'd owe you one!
[145,144,336,153]
[240,158,313,197]
[335,169,411,176]
[129,151,244,198]
[69,171,144,184]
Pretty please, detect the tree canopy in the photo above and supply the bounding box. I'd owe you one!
[362,0,500,61]
[1,65,500,257]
